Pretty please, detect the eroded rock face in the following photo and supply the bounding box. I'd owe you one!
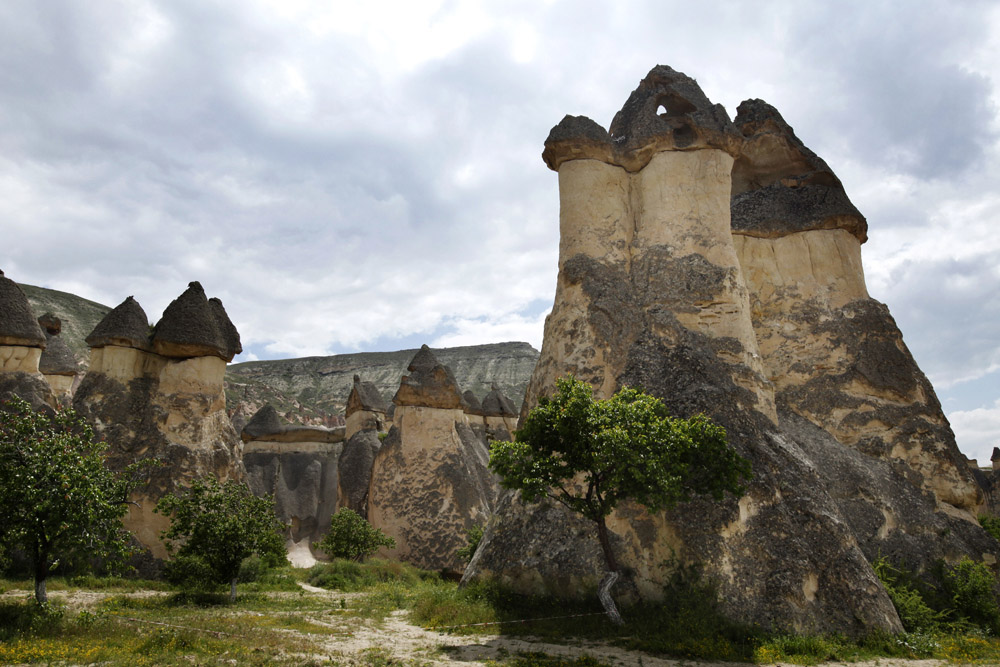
[73,287,244,558]
[525,67,775,423]
[242,405,345,559]
[466,65,933,636]
[345,375,387,438]
[367,347,498,572]
[730,99,981,513]
[337,429,381,515]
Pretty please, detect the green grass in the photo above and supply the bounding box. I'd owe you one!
[6,558,1000,665]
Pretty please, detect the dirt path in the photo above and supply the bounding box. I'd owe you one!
[2,585,948,667]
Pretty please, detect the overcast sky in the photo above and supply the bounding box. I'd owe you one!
[2,1,998,462]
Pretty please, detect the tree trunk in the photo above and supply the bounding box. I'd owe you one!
[595,518,624,625]
[34,577,47,605]
[33,544,48,605]
[230,577,238,602]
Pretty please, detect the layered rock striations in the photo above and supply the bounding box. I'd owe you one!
[466,66,1000,636]
[367,345,499,572]
[73,282,244,557]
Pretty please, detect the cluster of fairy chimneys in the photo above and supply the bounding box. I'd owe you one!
[86,281,241,365]
[241,344,520,446]
[0,273,241,409]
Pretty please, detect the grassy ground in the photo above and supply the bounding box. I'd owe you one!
[4,563,1000,665]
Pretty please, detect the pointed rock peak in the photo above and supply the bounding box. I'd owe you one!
[463,390,484,415]
[243,404,282,439]
[346,375,387,416]
[407,344,439,373]
[208,297,242,361]
[731,98,867,242]
[151,282,236,360]
[394,346,468,410]
[0,272,46,348]
[544,64,741,172]
[992,447,1000,462]
[86,296,151,350]
[37,313,61,336]
[482,386,518,417]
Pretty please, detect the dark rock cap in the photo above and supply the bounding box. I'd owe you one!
[37,313,61,335]
[543,65,742,172]
[346,374,387,416]
[209,297,243,360]
[241,403,344,443]
[393,344,469,410]
[992,447,1000,462]
[463,390,484,416]
[481,384,518,417]
[730,99,868,242]
[0,270,46,348]
[151,282,240,361]
[243,404,283,439]
[39,332,78,375]
[85,296,151,350]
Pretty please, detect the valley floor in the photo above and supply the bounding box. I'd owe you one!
[0,584,950,667]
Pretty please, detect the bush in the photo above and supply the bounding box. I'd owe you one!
[873,556,947,633]
[457,524,484,563]
[944,557,1000,634]
[980,515,1000,542]
[306,558,431,591]
[314,509,395,562]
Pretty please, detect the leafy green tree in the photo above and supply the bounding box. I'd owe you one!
[489,375,752,623]
[155,476,286,602]
[315,508,395,562]
[0,396,139,604]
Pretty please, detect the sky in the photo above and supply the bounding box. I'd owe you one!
[1,1,998,462]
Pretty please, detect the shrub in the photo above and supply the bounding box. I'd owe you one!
[457,524,484,563]
[314,508,395,562]
[980,515,1000,542]
[873,556,946,633]
[944,557,1000,634]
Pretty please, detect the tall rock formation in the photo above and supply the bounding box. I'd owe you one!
[0,270,55,410]
[338,376,386,516]
[241,404,346,565]
[37,314,80,402]
[730,99,980,512]
[73,282,244,557]
[368,345,498,572]
[466,66,1000,636]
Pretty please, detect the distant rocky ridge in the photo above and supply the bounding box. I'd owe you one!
[225,342,539,423]
[17,283,539,422]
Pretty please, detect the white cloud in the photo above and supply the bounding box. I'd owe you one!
[949,399,1000,466]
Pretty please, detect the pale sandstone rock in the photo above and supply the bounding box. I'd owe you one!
[74,286,244,559]
[730,100,982,514]
[368,347,497,572]
[468,65,908,636]
[0,345,42,373]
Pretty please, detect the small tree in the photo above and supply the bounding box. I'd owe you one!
[0,396,139,604]
[489,376,752,623]
[315,508,395,562]
[155,476,286,602]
